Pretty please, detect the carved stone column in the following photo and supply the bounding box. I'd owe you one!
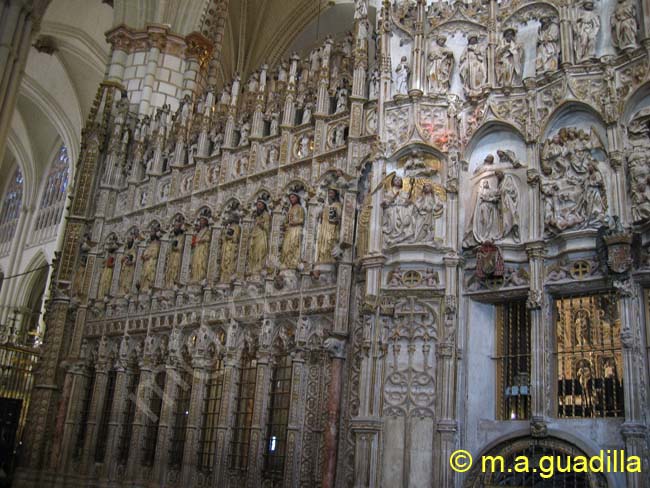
[53,361,91,473]
[180,354,210,485]
[617,283,650,488]
[322,337,346,488]
[81,358,110,470]
[138,26,167,117]
[246,346,272,488]
[283,348,306,487]
[526,242,546,423]
[408,0,426,96]
[153,361,181,483]
[101,362,130,483]
[0,0,50,162]
[351,313,383,488]
[214,321,243,487]
[126,360,154,479]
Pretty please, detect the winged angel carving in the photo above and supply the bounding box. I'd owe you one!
[377,156,446,247]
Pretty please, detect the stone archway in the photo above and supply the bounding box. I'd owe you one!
[464,436,608,488]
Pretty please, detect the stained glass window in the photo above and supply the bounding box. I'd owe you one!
[34,145,70,235]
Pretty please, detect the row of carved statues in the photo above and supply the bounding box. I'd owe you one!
[393,0,639,98]
[93,188,343,298]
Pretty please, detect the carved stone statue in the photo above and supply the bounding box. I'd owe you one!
[369,68,379,100]
[316,189,342,263]
[118,232,137,295]
[464,170,520,247]
[190,216,211,283]
[239,119,250,146]
[220,222,241,282]
[382,175,414,246]
[336,87,348,113]
[280,193,305,269]
[413,183,444,242]
[393,56,410,96]
[248,200,270,275]
[302,102,313,124]
[139,225,161,291]
[573,1,600,63]
[98,235,119,298]
[496,28,523,88]
[210,130,223,157]
[536,17,560,74]
[427,36,454,94]
[611,0,638,52]
[165,217,185,288]
[459,35,487,98]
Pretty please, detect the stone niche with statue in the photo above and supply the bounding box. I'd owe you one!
[29,0,650,488]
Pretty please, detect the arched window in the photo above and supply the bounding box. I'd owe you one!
[0,167,24,255]
[169,361,193,468]
[32,145,70,244]
[118,367,141,464]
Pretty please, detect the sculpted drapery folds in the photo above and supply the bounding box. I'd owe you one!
[317,189,342,264]
[611,0,638,52]
[248,200,271,275]
[190,216,211,283]
[459,34,487,98]
[496,28,523,88]
[382,175,414,246]
[541,128,608,235]
[394,55,410,96]
[536,17,560,74]
[464,154,521,248]
[382,172,445,247]
[220,222,241,282]
[118,232,137,295]
[427,36,454,94]
[280,193,305,269]
[139,225,161,292]
[627,113,650,223]
[165,217,185,288]
[573,1,600,63]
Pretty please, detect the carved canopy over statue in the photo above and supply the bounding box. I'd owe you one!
[541,127,609,235]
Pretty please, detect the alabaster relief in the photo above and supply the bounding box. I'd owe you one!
[380,151,446,248]
[627,108,650,223]
[463,150,525,248]
[541,126,609,235]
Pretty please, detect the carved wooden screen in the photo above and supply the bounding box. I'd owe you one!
[95,369,117,462]
[142,370,166,466]
[496,299,531,420]
[73,367,95,459]
[198,359,224,473]
[169,368,193,468]
[118,369,140,463]
[229,352,257,470]
[263,353,293,481]
[555,292,623,418]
